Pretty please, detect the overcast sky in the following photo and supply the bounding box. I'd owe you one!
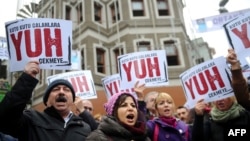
[184,0,250,58]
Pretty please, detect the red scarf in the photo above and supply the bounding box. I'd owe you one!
[120,121,146,135]
[159,116,176,127]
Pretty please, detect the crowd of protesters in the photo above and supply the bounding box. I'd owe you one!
[0,48,250,141]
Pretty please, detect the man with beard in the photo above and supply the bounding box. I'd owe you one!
[0,61,91,141]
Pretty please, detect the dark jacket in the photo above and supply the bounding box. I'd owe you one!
[0,132,18,141]
[0,73,91,141]
[192,110,250,141]
[231,68,250,110]
[86,116,150,141]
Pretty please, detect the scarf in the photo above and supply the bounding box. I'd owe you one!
[159,116,177,127]
[210,102,245,123]
[120,121,146,135]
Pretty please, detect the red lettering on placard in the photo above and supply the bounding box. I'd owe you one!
[185,66,225,100]
[122,57,161,82]
[231,23,250,48]
[122,62,132,81]
[205,66,225,90]
[10,32,23,61]
[70,76,89,93]
[11,28,63,61]
[44,28,62,57]
[147,57,160,77]
[134,59,146,79]
[26,29,42,57]
[185,79,194,99]
[194,73,209,95]
[106,81,120,96]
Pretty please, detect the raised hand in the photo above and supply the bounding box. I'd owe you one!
[194,99,206,115]
[24,61,40,78]
[134,81,146,101]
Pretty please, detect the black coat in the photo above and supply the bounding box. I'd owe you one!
[0,73,91,141]
[86,116,151,141]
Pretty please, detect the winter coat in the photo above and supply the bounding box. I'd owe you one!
[86,116,151,141]
[231,68,250,110]
[192,111,250,141]
[147,118,191,141]
[0,73,91,141]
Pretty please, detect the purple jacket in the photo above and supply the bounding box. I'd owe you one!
[147,118,191,141]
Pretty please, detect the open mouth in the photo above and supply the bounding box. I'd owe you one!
[164,109,170,112]
[126,114,135,121]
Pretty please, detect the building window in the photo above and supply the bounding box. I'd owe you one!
[76,2,83,23]
[157,0,169,16]
[110,1,120,23]
[131,0,144,16]
[81,49,85,70]
[137,41,150,51]
[94,2,102,23]
[196,58,204,64]
[96,48,105,73]
[164,40,178,66]
[113,48,124,72]
[65,5,71,20]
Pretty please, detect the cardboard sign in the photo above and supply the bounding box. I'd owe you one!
[5,18,73,72]
[102,73,136,100]
[47,70,97,100]
[224,11,250,53]
[192,8,250,33]
[118,50,168,94]
[179,56,234,108]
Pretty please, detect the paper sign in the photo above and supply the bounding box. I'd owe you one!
[47,70,97,100]
[233,48,250,79]
[224,11,250,53]
[192,8,250,33]
[102,73,136,100]
[179,56,234,108]
[118,50,168,94]
[5,18,73,72]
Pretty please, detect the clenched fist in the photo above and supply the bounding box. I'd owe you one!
[24,61,40,78]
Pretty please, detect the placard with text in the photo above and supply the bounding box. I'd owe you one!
[47,70,97,100]
[224,11,250,53]
[179,56,234,108]
[5,18,72,72]
[118,50,168,93]
[102,73,136,100]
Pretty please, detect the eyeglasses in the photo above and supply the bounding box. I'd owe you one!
[84,106,93,111]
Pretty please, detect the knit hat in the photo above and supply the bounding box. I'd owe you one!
[43,79,75,106]
[104,92,137,116]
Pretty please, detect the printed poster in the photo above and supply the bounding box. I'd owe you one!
[5,18,72,72]
[47,70,97,100]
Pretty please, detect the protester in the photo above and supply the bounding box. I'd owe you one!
[86,92,150,141]
[176,106,189,123]
[226,48,250,110]
[74,97,98,131]
[93,113,103,123]
[0,61,91,141]
[192,97,250,141]
[147,92,191,141]
[134,81,158,120]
